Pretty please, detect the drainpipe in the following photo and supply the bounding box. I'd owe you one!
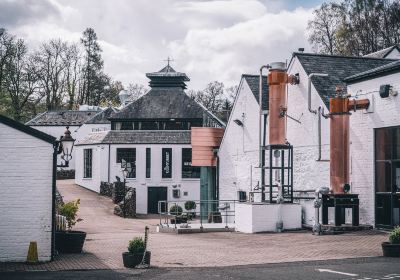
[259,65,270,201]
[308,73,328,114]
[316,107,330,162]
[107,144,111,183]
[51,142,58,260]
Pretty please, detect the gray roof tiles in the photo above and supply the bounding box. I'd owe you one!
[242,74,268,110]
[75,130,191,145]
[26,110,100,126]
[84,107,118,124]
[294,52,396,107]
[345,60,400,84]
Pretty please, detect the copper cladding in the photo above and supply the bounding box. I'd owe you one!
[329,97,350,194]
[268,70,287,145]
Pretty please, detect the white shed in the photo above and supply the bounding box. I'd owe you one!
[0,115,56,262]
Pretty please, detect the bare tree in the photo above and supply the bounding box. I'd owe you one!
[126,83,148,102]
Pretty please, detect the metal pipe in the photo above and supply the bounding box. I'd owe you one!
[316,107,329,162]
[308,73,328,114]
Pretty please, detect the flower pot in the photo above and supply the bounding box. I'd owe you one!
[55,231,86,253]
[122,251,151,268]
[382,242,400,257]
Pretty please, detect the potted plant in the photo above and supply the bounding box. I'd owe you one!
[55,199,86,253]
[122,237,151,268]
[184,201,196,219]
[169,205,187,224]
[382,226,400,257]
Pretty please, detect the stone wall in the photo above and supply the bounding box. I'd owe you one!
[112,182,125,204]
[99,182,113,197]
[56,169,75,180]
[114,188,136,218]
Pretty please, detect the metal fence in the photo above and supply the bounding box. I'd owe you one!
[158,200,237,229]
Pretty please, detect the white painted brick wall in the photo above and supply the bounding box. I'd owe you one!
[348,72,400,225]
[0,123,53,262]
[75,143,200,214]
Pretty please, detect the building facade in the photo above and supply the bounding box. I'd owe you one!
[0,115,55,262]
[75,65,224,214]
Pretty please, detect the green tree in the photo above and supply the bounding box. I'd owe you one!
[80,28,105,105]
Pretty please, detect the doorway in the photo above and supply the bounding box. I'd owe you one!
[375,127,400,228]
[147,187,168,214]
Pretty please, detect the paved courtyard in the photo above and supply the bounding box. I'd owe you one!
[1,180,389,271]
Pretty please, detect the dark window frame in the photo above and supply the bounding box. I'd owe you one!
[182,148,200,179]
[83,149,92,178]
[116,148,136,178]
[146,148,151,179]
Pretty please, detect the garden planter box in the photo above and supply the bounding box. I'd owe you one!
[55,231,86,253]
[122,251,151,268]
[382,242,400,257]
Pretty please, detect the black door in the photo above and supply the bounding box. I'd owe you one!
[147,187,168,214]
[375,127,400,228]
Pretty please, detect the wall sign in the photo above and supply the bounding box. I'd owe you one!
[162,148,172,178]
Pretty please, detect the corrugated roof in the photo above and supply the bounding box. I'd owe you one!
[363,45,400,58]
[345,60,400,84]
[242,74,268,110]
[294,52,396,107]
[75,130,191,145]
[109,88,206,120]
[26,110,100,126]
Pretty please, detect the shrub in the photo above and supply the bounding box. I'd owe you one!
[169,205,183,215]
[184,201,196,211]
[58,199,82,230]
[389,226,400,244]
[128,237,145,254]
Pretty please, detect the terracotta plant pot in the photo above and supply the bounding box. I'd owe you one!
[55,231,86,253]
[382,242,400,257]
[122,251,151,268]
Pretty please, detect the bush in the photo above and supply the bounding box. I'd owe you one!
[169,205,183,215]
[184,201,196,211]
[128,237,145,254]
[58,199,82,230]
[389,226,400,244]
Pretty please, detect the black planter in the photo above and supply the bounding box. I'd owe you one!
[122,251,151,268]
[382,242,400,257]
[55,231,86,253]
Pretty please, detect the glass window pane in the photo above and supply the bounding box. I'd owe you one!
[146,148,151,178]
[376,161,391,192]
[182,148,200,178]
[375,128,392,160]
[116,148,136,178]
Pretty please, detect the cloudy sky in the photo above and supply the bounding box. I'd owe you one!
[0,0,324,90]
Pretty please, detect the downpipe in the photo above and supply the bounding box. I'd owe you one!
[316,106,330,162]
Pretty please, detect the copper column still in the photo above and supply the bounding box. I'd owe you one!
[329,88,369,193]
[268,63,298,145]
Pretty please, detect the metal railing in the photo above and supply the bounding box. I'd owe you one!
[158,200,237,229]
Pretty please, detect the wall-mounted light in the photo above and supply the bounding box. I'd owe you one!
[379,84,397,98]
[233,119,243,126]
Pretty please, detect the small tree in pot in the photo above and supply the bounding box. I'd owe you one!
[123,237,151,268]
[382,226,400,257]
[55,199,86,253]
[184,201,196,219]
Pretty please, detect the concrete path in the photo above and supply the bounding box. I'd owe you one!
[0,180,389,271]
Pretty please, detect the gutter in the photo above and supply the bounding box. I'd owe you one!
[51,143,57,260]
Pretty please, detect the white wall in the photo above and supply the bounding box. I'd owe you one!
[75,124,111,141]
[219,79,263,202]
[0,123,53,262]
[75,143,200,214]
[386,48,400,59]
[31,125,80,170]
[348,72,400,225]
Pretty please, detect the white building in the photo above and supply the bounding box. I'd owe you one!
[75,64,224,214]
[26,107,114,171]
[219,50,400,228]
[0,114,56,262]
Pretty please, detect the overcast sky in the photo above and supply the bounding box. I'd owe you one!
[0,0,324,90]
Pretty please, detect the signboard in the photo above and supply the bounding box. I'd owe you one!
[162,148,172,178]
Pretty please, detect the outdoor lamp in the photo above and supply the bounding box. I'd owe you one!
[57,126,75,167]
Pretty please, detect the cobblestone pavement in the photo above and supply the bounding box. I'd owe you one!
[0,180,389,271]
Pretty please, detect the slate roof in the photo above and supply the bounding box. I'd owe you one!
[0,114,55,144]
[363,45,400,59]
[75,130,191,146]
[84,107,118,124]
[26,110,100,126]
[294,52,396,107]
[242,74,268,110]
[146,65,190,89]
[345,60,400,84]
[109,88,206,120]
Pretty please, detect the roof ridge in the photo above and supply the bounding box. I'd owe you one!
[293,52,398,61]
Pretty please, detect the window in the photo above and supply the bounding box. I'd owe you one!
[146,148,151,178]
[83,149,92,178]
[116,148,136,178]
[162,148,172,178]
[182,148,200,178]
